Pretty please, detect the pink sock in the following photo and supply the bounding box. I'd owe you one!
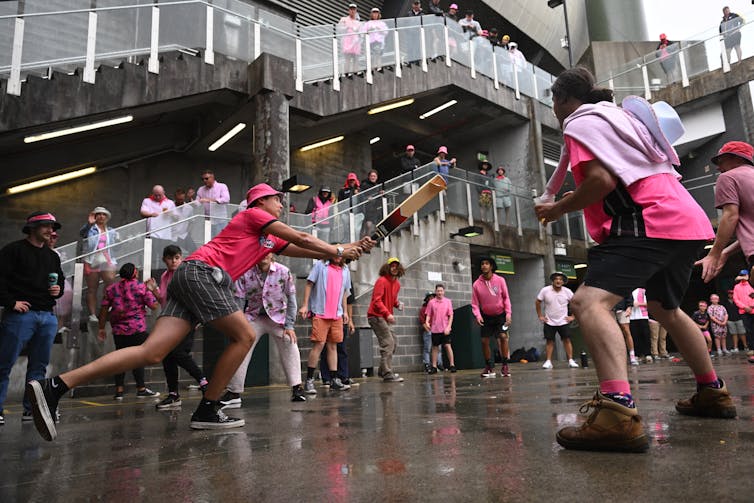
[694,370,718,386]
[600,380,632,396]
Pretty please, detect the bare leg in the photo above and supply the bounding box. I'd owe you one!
[563,338,575,360]
[444,343,455,367]
[202,311,256,400]
[431,346,438,368]
[497,334,509,360]
[569,286,625,382]
[544,340,555,361]
[85,273,100,315]
[648,301,713,376]
[326,342,338,373]
[61,316,192,388]
[306,341,325,368]
[481,337,492,362]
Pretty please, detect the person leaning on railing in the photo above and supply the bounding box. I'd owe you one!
[79,206,118,323]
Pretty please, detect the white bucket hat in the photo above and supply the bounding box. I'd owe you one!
[622,96,684,166]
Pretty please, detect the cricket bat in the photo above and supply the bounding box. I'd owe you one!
[370,174,447,241]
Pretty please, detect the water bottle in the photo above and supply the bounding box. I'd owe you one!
[580,351,588,368]
[361,368,367,378]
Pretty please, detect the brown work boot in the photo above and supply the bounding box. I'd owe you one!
[556,392,649,453]
[675,379,737,419]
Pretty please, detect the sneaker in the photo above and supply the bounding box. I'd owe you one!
[437,365,445,372]
[136,388,160,398]
[156,394,182,410]
[330,377,350,391]
[556,392,649,453]
[449,366,457,373]
[675,379,737,419]
[219,391,242,408]
[322,380,332,387]
[190,401,245,430]
[630,357,639,366]
[644,355,653,363]
[660,354,671,359]
[542,360,553,369]
[481,367,496,378]
[716,350,723,358]
[304,378,317,395]
[501,364,511,377]
[0,414,4,425]
[730,348,739,353]
[291,386,307,402]
[88,314,98,323]
[423,363,431,373]
[569,359,580,368]
[429,367,438,374]
[383,373,404,382]
[113,391,124,401]
[22,411,33,422]
[25,379,60,441]
[723,349,730,355]
[341,378,359,387]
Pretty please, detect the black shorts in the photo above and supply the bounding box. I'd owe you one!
[583,237,705,310]
[480,313,506,338]
[431,332,451,346]
[544,323,570,341]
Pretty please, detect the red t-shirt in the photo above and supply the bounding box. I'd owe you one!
[567,137,713,244]
[187,207,288,281]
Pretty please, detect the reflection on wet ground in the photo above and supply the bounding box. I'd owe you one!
[1,357,753,501]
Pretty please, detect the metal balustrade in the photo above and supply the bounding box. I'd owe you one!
[0,0,557,103]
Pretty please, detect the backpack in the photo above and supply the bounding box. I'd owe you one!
[509,347,526,362]
[524,347,539,362]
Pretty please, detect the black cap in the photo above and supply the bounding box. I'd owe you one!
[479,256,497,271]
[550,271,568,281]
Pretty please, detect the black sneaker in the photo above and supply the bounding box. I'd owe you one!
[22,411,33,422]
[113,391,124,401]
[156,394,182,410]
[190,401,245,430]
[136,388,160,398]
[25,379,60,441]
[428,367,438,374]
[291,386,307,402]
[449,366,457,373]
[330,377,350,391]
[0,414,4,425]
[219,390,241,409]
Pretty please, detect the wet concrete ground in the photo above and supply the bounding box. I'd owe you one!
[1,356,753,502]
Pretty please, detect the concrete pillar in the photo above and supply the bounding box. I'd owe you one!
[528,104,557,277]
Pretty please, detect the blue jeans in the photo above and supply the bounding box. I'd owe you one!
[422,331,443,366]
[0,310,58,413]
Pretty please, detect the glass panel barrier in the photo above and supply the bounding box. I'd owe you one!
[517,61,535,97]
[421,14,444,60]
[473,37,494,78]
[396,16,422,65]
[159,1,206,53]
[446,19,469,68]
[258,9,295,62]
[300,24,334,82]
[610,64,644,105]
[212,4,254,62]
[375,18,397,70]
[496,47,514,90]
[533,65,554,106]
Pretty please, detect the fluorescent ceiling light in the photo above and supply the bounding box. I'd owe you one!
[703,244,713,250]
[367,98,415,115]
[7,166,97,195]
[574,263,588,269]
[419,99,458,120]
[24,116,133,143]
[300,135,345,152]
[208,123,247,152]
[370,136,381,145]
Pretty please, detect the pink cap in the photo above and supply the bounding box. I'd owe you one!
[450,3,458,9]
[245,183,283,205]
[406,144,415,151]
[437,146,448,154]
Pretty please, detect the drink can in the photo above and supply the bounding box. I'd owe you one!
[48,272,58,286]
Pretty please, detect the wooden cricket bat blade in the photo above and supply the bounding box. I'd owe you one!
[371,174,447,241]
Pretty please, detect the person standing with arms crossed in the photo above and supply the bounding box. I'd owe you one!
[26,184,372,441]
[471,257,512,378]
[367,258,405,382]
[536,272,579,369]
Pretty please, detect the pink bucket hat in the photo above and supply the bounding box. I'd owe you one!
[245,183,283,205]
[437,146,448,154]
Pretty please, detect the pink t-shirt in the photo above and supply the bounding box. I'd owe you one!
[320,264,344,320]
[187,207,288,281]
[157,269,174,307]
[714,165,754,260]
[567,137,714,244]
[426,297,453,333]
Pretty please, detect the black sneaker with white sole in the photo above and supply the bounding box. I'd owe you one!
[156,393,182,410]
[219,390,241,409]
[22,411,33,422]
[25,379,61,441]
[291,386,307,402]
[190,400,245,430]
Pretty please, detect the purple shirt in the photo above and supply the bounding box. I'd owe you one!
[234,262,297,329]
[101,279,157,335]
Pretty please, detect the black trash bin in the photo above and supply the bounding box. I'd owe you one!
[450,304,484,370]
[347,327,375,377]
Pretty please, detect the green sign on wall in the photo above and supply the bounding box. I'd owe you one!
[494,255,514,275]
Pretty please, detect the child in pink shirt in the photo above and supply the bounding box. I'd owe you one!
[424,284,455,373]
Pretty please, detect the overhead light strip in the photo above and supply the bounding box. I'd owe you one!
[419,99,458,120]
[208,123,247,152]
[574,263,588,269]
[24,116,134,143]
[370,136,381,145]
[300,135,345,152]
[7,166,97,195]
[367,98,415,115]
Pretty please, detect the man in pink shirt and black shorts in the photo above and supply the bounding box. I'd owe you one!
[536,67,736,453]
[424,284,455,374]
[471,257,512,378]
[27,183,373,441]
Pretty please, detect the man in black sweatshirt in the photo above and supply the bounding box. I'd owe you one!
[0,212,65,425]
